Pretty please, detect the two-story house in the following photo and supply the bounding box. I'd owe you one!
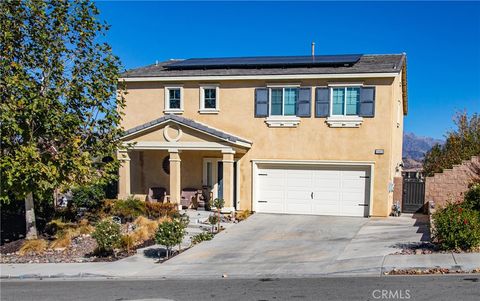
[118,54,407,217]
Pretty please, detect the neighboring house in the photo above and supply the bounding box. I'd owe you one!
[118,53,407,217]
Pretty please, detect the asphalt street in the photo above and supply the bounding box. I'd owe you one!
[1,275,479,301]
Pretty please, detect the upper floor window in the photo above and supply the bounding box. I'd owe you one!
[331,87,360,116]
[200,85,220,114]
[164,86,183,114]
[270,87,298,116]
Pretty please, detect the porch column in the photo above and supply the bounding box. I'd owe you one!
[117,150,131,199]
[222,149,235,212]
[169,149,181,205]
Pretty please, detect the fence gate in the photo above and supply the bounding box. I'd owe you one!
[402,175,425,213]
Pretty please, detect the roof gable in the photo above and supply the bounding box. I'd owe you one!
[121,115,252,148]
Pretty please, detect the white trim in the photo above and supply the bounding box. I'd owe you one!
[164,86,184,114]
[268,86,299,117]
[327,82,364,87]
[329,86,361,118]
[326,116,364,128]
[266,83,301,88]
[202,157,240,209]
[203,158,220,202]
[251,159,376,165]
[125,141,237,151]
[120,72,399,82]
[199,85,220,113]
[121,119,252,148]
[163,124,183,142]
[265,116,301,128]
[251,159,374,217]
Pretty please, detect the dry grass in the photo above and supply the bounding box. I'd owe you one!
[121,234,136,253]
[50,234,71,249]
[49,219,94,249]
[124,216,168,248]
[236,210,252,221]
[19,239,48,255]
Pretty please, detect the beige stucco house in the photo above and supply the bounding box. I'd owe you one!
[117,54,407,217]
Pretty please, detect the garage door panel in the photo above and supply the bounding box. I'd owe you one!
[312,204,340,215]
[256,164,369,217]
[312,179,341,190]
[285,203,312,214]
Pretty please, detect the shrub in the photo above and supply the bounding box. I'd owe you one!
[145,202,177,219]
[191,232,214,245]
[71,184,106,210]
[208,214,219,233]
[112,196,145,222]
[432,202,480,250]
[92,219,122,254]
[19,239,48,255]
[155,218,187,258]
[464,183,480,211]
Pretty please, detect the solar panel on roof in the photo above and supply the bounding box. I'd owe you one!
[165,54,362,70]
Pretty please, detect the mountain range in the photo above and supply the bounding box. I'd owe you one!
[402,132,444,170]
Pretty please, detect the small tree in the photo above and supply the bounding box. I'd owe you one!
[155,219,186,259]
[210,198,224,233]
[208,214,219,233]
[423,112,480,176]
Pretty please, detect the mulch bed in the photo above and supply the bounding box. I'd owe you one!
[0,235,156,264]
[1,235,98,264]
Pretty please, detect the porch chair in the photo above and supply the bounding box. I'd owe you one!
[147,187,168,203]
[181,188,204,209]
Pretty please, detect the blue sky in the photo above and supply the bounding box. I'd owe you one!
[97,1,480,139]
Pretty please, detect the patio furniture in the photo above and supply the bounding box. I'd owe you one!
[180,188,199,209]
[147,187,167,203]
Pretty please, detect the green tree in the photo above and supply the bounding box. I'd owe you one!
[155,219,187,259]
[423,112,480,176]
[0,0,126,239]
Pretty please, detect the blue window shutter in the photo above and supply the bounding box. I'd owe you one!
[296,88,311,117]
[255,88,269,117]
[359,87,375,117]
[315,87,329,117]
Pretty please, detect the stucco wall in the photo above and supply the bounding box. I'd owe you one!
[121,76,404,216]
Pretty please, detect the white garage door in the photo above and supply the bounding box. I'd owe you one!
[255,165,370,217]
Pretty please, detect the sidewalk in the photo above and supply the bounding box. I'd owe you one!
[1,252,479,279]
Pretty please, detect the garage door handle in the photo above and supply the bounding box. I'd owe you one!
[258,200,267,203]
[311,192,314,199]
[358,204,369,206]
[360,176,370,179]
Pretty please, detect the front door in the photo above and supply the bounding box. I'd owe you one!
[203,158,238,208]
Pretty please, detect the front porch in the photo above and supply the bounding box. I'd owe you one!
[117,115,252,212]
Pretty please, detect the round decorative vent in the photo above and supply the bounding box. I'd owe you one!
[162,156,170,175]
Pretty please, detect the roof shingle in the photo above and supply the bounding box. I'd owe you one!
[120,54,405,78]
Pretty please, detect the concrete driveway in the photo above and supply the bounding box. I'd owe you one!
[142,213,430,278]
